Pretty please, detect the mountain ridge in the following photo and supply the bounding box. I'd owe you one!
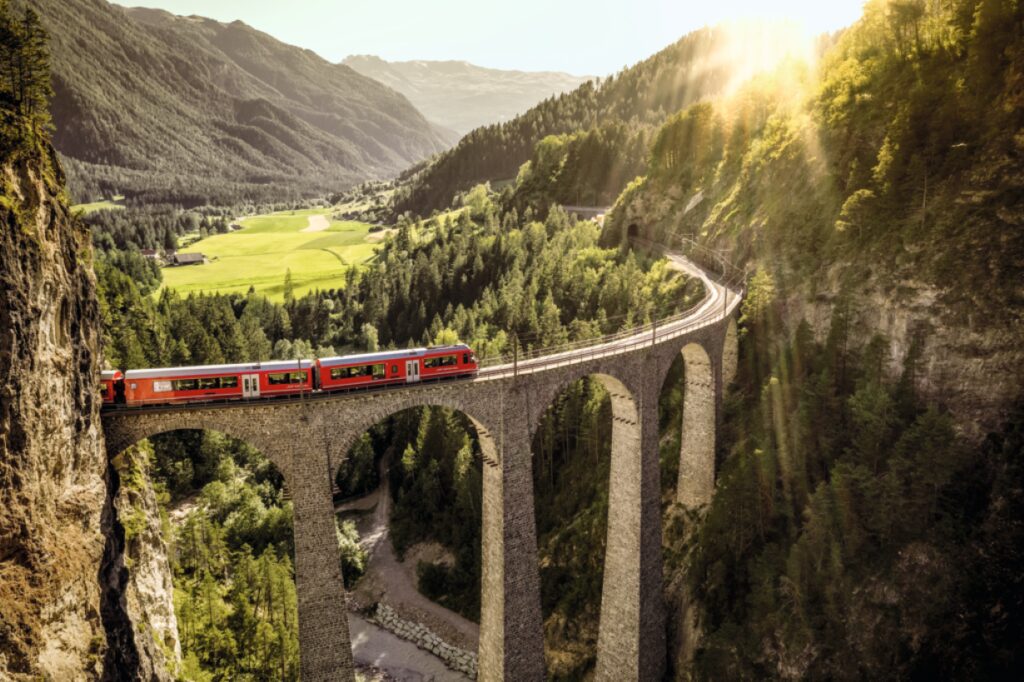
[37,0,453,205]
[343,54,592,135]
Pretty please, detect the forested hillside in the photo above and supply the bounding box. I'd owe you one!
[34,0,452,206]
[605,0,1023,428]
[596,0,1024,677]
[389,24,817,217]
[344,55,591,135]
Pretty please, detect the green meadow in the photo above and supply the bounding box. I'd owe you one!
[160,208,380,301]
[73,196,125,215]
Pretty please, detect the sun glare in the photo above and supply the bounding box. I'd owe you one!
[708,20,821,96]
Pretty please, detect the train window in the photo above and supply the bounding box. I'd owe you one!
[391,364,399,374]
[172,379,199,391]
[425,355,458,368]
[268,372,307,385]
[331,364,385,380]
[221,376,238,388]
[199,378,218,390]
[463,353,469,364]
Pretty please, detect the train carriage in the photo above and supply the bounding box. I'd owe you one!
[101,344,479,409]
[123,360,314,407]
[100,369,123,405]
[318,344,478,392]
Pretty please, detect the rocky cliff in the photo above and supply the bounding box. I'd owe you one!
[611,181,1023,442]
[0,133,178,679]
[0,136,107,678]
[111,443,181,681]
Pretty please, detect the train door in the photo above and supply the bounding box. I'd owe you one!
[405,360,421,383]
[242,373,261,398]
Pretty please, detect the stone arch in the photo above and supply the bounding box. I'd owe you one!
[325,387,501,466]
[104,408,356,681]
[675,342,716,508]
[321,395,513,678]
[529,370,649,678]
[626,223,640,242]
[103,413,297,481]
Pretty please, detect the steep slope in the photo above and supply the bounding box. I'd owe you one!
[390,23,815,217]
[344,55,591,135]
[36,0,451,205]
[598,1,1024,676]
[606,0,1024,438]
[0,128,108,677]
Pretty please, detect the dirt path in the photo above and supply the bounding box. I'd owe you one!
[301,214,330,232]
[342,453,481,652]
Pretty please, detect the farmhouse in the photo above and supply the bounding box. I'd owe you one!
[173,252,205,266]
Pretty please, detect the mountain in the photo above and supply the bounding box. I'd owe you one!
[388,24,810,218]
[343,55,591,136]
[36,0,453,206]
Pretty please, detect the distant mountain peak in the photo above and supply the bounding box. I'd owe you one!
[343,55,592,135]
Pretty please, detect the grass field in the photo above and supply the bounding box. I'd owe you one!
[73,196,125,215]
[160,208,379,301]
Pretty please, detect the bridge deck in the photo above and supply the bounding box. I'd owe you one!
[101,253,740,419]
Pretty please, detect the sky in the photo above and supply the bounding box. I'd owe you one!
[111,0,865,75]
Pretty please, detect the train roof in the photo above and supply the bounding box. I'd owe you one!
[101,370,123,380]
[317,344,472,368]
[124,359,314,380]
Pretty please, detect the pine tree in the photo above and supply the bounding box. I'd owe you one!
[0,2,52,131]
[20,8,50,125]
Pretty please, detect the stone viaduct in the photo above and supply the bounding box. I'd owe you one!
[102,259,741,682]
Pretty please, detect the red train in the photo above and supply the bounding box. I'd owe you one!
[101,344,479,408]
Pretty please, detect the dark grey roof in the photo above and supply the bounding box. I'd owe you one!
[318,344,471,368]
[125,359,312,380]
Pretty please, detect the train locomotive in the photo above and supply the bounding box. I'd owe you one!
[101,344,479,408]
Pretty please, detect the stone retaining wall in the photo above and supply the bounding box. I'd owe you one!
[370,603,478,679]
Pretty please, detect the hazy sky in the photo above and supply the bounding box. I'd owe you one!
[111,0,865,75]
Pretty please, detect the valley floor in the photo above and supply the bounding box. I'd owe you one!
[339,452,479,674]
[350,614,468,681]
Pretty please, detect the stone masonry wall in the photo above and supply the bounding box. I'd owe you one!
[101,308,736,682]
[370,603,478,678]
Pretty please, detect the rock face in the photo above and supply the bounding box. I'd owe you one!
[612,192,1023,442]
[0,136,179,680]
[0,140,107,678]
[111,443,181,681]
[780,270,1024,442]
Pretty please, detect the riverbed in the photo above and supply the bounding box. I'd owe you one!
[349,614,470,681]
